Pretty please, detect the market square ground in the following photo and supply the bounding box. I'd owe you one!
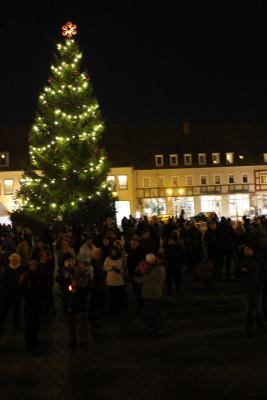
[1,278,267,400]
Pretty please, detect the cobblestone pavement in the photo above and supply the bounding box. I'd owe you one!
[1,279,267,400]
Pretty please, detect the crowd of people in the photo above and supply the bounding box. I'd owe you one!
[0,212,267,353]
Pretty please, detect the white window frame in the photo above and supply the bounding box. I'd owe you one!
[172,176,179,187]
[184,154,192,165]
[241,173,249,184]
[260,172,267,184]
[226,152,234,164]
[155,154,164,167]
[0,153,9,167]
[118,175,128,190]
[143,177,150,188]
[200,175,207,185]
[186,175,193,186]
[106,175,116,189]
[4,179,14,195]
[198,153,207,165]
[212,153,220,164]
[157,176,165,187]
[214,175,221,185]
[228,174,235,184]
[169,154,178,166]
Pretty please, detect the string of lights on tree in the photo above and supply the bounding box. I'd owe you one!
[16,21,113,221]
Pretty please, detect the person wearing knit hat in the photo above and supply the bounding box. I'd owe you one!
[134,254,166,338]
[135,253,156,276]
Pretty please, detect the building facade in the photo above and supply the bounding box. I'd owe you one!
[1,123,267,224]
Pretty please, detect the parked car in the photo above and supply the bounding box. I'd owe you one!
[189,212,218,223]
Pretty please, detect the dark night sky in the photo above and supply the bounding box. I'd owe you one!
[0,0,266,127]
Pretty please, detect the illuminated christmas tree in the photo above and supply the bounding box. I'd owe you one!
[13,22,114,230]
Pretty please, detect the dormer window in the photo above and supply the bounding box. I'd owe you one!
[184,154,192,165]
[263,153,267,163]
[0,153,9,167]
[198,153,206,165]
[226,152,234,164]
[169,154,178,166]
[212,153,220,164]
[155,154,164,167]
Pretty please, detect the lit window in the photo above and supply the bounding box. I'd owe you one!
[214,175,221,185]
[170,154,178,166]
[263,153,267,163]
[158,177,165,187]
[228,174,235,184]
[155,155,164,167]
[186,176,193,186]
[143,177,150,188]
[242,174,248,184]
[212,153,220,164]
[184,154,192,165]
[0,153,9,167]
[200,175,207,185]
[118,175,128,190]
[198,154,206,165]
[172,176,179,187]
[106,175,115,189]
[4,179,14,195]
[239,155,244,160]
[226,153,234,164]
[260,172,267,184]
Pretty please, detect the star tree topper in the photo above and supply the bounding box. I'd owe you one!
[61,21,77,38]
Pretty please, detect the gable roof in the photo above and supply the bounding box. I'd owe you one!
[102,123,267,168]
[1,122,267,170]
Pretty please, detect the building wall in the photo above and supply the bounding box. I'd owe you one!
[1,164,267,221]
[109,167,135,215]
[131,165,267,219]
[0,171,23,214]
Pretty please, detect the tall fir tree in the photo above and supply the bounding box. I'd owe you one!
[13,22,115,231]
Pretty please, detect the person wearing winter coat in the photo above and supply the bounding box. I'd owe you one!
[103,246,126,318]
[134,253,166,337]
[20,260,42,351]
[39,249,55,313]
[67,260,94,347]
[164,232,185,295]
[241,245,265,336]
[0,253,24,331]
[16,236,31,269]
[126,236,146,313]
[77,236,98,263]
